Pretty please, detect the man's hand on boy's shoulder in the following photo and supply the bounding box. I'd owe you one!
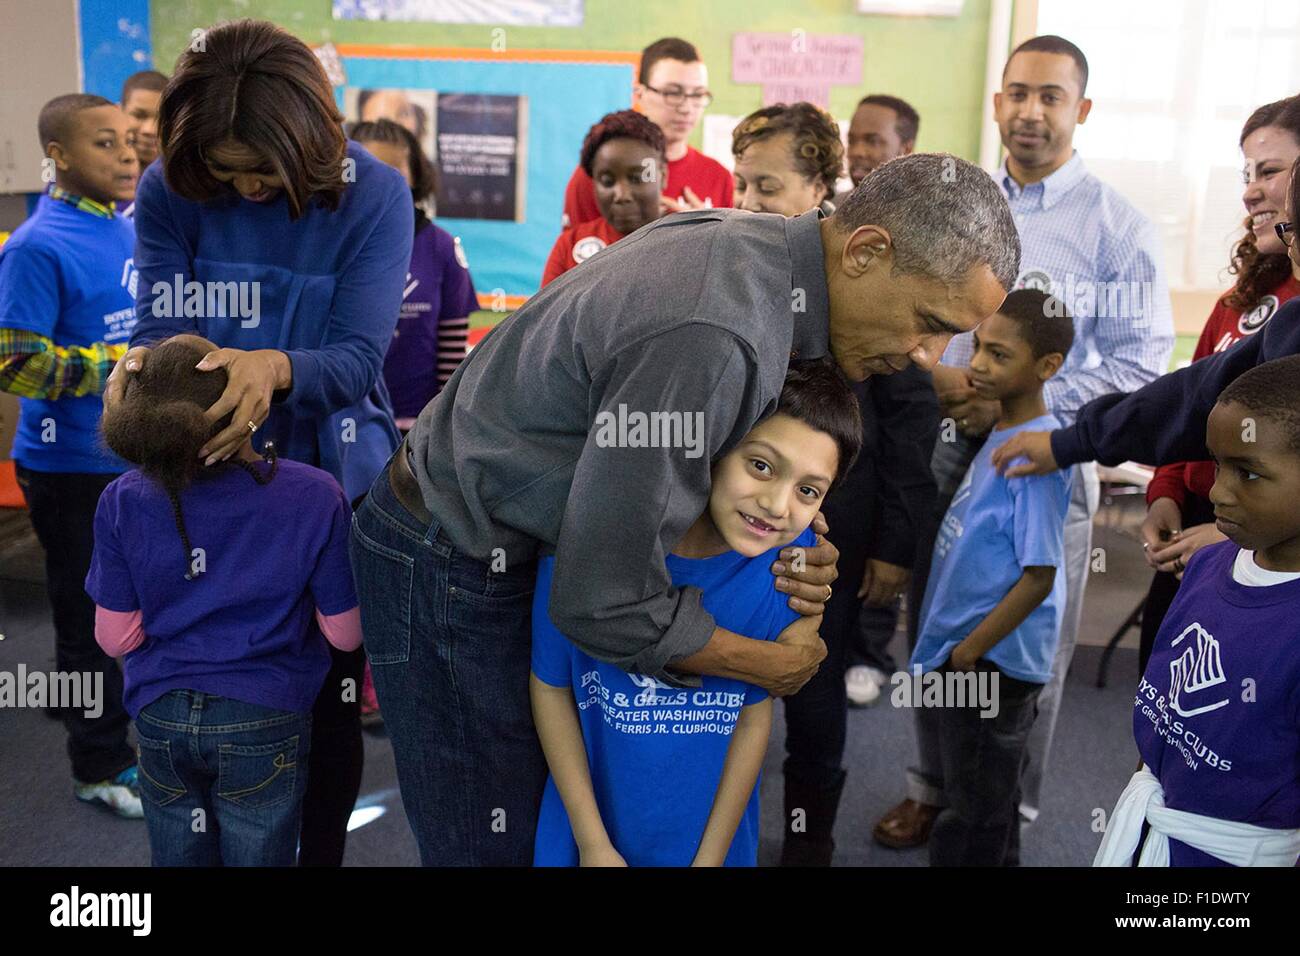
[991,430,1059,477]
[770,510,839,616]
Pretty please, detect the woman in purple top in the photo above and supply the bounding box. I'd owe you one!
[352,119,478,430]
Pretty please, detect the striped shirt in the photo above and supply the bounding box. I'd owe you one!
[0,187,128,401]
[942,152,1174,423]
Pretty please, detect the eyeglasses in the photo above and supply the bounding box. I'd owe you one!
[1276,220,1295,247]
[643,84,713,109]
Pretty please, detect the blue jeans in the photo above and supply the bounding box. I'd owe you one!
[929,663,1042,867]
[134,691,311,866]
[349,456,547,866]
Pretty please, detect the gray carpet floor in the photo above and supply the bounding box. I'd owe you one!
[0,500,1151,867]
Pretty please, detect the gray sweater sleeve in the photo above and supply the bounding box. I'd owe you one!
[546,322,767,685]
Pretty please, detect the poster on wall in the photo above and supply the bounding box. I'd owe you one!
[332,0,584,26]
[343,87,438,163]
[435,94,528,222]
[732,32,864,110]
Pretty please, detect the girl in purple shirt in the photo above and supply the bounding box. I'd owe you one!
[87,335,361,866]
[351,118,478,430]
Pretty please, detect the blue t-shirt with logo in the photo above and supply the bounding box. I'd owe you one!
[1135,542,1300,866]
[531,526,812,866]
[85,459,358,717]
[0,197,136,472]
[911,414,1071,684]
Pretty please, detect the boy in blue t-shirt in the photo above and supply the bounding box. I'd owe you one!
[909,289,1074,866]
[530,361,863,866]
[0,95,140,816]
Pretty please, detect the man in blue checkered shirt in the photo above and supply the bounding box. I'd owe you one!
[874,34,1174,854]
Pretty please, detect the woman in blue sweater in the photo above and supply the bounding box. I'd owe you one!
[106,19,413,865]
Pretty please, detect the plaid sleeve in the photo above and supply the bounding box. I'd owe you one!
[0,329,126,399]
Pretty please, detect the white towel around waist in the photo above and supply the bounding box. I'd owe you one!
[1094,767,1300,867]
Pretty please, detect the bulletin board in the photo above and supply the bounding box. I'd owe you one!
[336,46,639,303]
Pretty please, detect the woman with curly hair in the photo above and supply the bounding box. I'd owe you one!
[1137,95,1300,673]
[731,102,843,216]
[541,110,667,286]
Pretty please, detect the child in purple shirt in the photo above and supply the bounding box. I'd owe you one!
[86,335,361,866]
[1099,355,1300,866]
[351,119,478,430]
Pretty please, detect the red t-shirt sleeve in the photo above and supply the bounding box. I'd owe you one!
[561,166,600,230]
[542,229,576,287]
[710,164,735,208]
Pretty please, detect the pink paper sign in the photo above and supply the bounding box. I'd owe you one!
[761,82,832,109]
[732,32,864,86]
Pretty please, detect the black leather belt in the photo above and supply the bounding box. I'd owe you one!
[388,439,433,525]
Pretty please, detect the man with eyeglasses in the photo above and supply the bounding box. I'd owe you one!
[562,37,734,228]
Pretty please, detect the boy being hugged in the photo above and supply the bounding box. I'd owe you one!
[530,361,862,866]
[1096,355,1300,867]
[0,94,141,815]
[909,289,1075,867]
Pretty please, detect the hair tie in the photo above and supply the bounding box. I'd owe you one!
[799,141,820,160]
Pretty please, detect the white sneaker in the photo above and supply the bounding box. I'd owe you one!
[845,665,882,707]
[75,765,144,819]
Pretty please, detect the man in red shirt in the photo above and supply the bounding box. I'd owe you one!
[561,37,732,228]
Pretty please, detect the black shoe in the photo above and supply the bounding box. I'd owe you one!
[778,774,846,867]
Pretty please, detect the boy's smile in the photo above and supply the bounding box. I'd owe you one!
[1207,400,1300,570]
[674,414,840,560]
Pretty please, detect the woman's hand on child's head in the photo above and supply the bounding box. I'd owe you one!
[579,842,628,867]
[105,345,151,410]
[771,511,839,616]
[1140,497,1183,569]
[194,348,291,464]
[990,430,1058,477]
[1148,523,1226,579]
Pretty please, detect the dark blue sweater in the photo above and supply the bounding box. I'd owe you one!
[130,141,414,500]
[1053,296,1300,469]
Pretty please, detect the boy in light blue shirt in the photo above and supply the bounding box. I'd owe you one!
[530,361,863,866]
[910,289,1074,866]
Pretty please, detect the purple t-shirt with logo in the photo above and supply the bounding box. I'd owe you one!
[382,220,478,419]
[1134,541,1300,865]
[85,459,358,717]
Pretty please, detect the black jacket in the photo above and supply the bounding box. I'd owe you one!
[824,364,939,568]
[1055,296,1300,468]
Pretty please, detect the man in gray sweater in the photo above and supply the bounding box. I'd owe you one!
[351,153,1020,865]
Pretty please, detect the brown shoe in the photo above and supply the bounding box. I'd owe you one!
[872,798,940,849]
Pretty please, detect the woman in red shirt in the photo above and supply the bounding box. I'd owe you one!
[541,111,666,286]
[1137,95,1300,671]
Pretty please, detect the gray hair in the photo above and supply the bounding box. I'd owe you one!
[832,153,1020,291]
